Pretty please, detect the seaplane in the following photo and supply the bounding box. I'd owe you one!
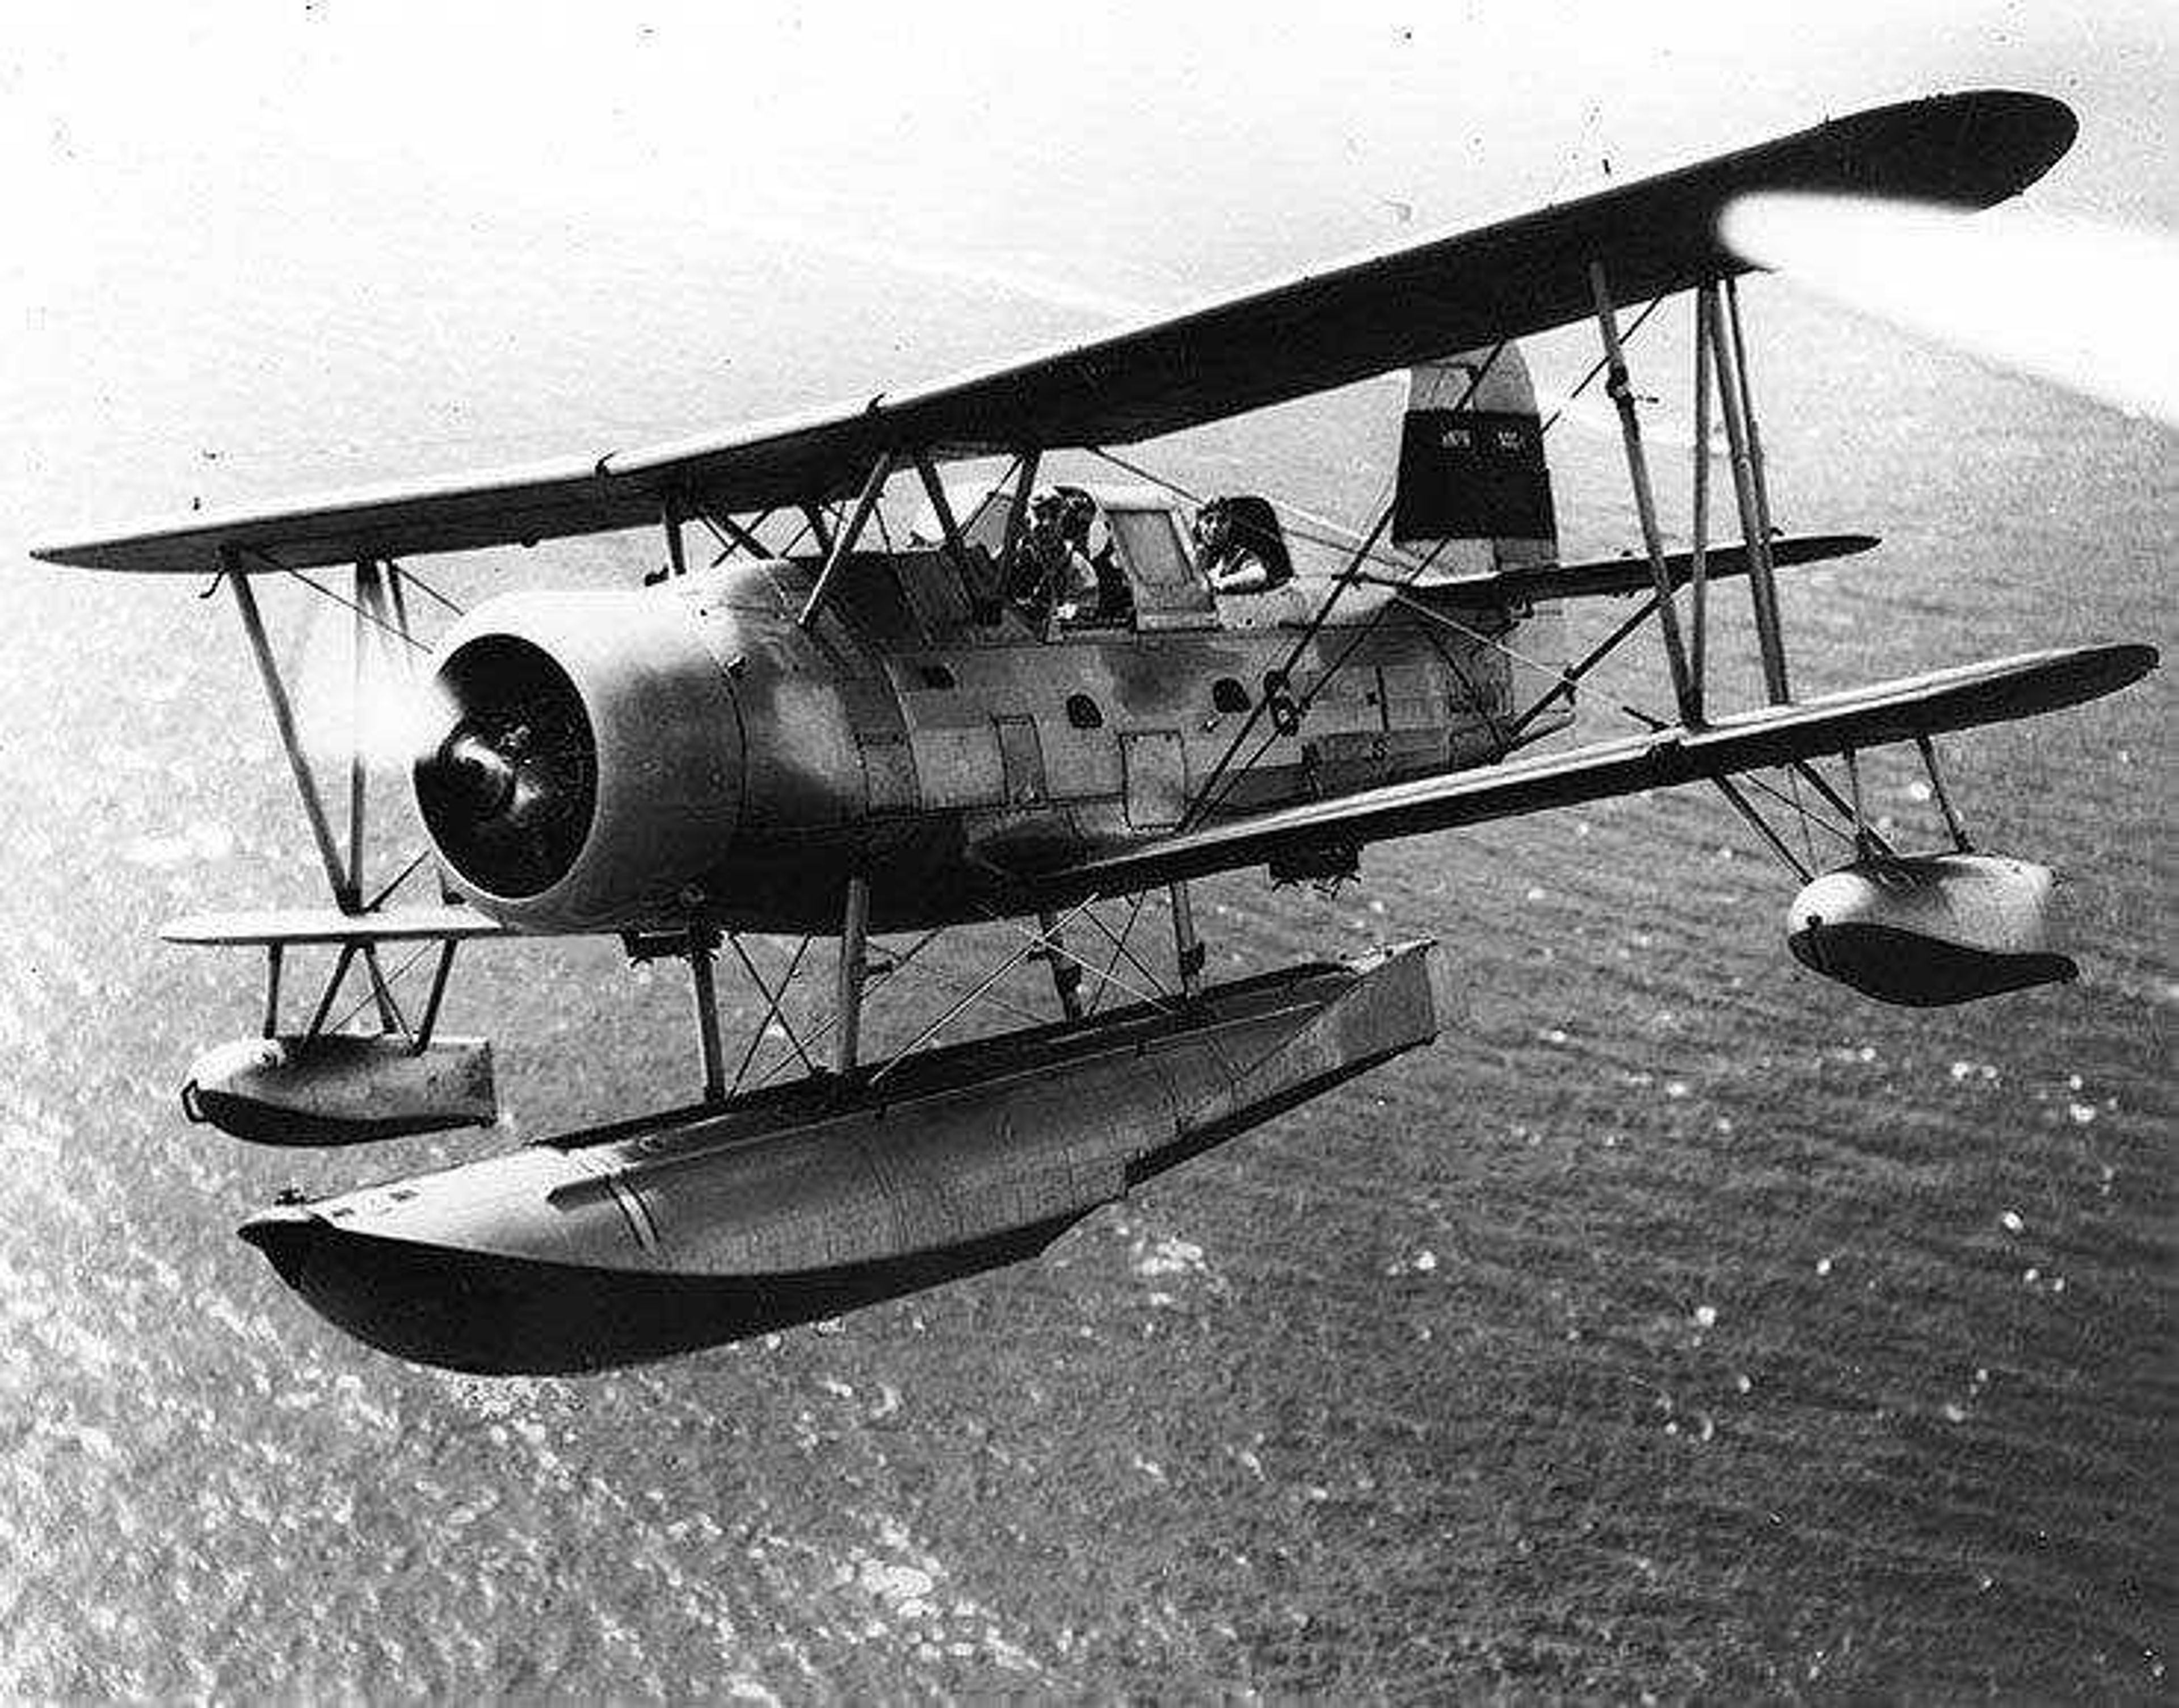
[30,90,2156,1374]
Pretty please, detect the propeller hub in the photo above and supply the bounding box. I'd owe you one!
[431,725,521,820]
[414,636,597,899]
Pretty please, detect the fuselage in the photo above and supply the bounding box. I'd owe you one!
[688,537,1567,930]
[416,487,1571,936]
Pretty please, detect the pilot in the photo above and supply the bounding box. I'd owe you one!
[1020,493,1101,622]
[1195,498,1276,594]
[1061,490,1133,624]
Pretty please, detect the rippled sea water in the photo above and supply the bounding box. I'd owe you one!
[4,195,2172,1698]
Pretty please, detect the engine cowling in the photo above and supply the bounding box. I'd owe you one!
[415,590,745,932]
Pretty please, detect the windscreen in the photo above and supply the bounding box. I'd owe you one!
[1108,508,1195,589]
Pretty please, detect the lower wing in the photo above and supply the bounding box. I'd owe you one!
[1034,644,2155,897]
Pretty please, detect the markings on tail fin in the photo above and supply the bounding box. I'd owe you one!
[1394,347,1558,572]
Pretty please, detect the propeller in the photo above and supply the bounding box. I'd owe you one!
[293,596,455,775]
[1721,193,2179,430]
[289,591,598,901]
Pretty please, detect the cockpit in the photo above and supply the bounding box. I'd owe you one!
[911,479,1289,635]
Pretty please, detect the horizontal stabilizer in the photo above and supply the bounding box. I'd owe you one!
[1040,643,2156,897]
[1390,532,1880,604]
[163,906,513,948]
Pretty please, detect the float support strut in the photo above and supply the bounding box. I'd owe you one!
[834,876,872,1075]
[662,490,689,578]
[1035,908,1087,1020]
[360,945,406,1037]
[1841,748,1875,859]
[1709,775,1812,881]
[305,945,356,1039]
[414,940,460,1053]
[1170,881,1205,1000]
[261,944,285,1038]
[688,929,726,1103]
[1916,735,1974,852]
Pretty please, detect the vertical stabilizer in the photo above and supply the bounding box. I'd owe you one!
[1394,344,1557,579]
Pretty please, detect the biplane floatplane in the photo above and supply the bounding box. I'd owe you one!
[32,91,2156,1373]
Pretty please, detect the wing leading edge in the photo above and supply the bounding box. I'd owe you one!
[1031,645,2156,899]
[34,90,2073,577]
[161,906,514,947]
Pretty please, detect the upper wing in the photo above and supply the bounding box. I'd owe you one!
[1029,645,2156,899]
[33,90,2072,577]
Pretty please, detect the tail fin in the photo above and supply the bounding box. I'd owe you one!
[1393,344,1557,579]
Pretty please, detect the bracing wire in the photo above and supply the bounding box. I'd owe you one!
[363,849,434,912]
[1176,339,1510,828]
[1540,296,1665,434]
[1112,297,1672,830]
[321,939,436,1036]
[268,563,434,655]
[381,558,464,617]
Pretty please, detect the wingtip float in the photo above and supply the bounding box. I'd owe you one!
[30,91,2158,1373]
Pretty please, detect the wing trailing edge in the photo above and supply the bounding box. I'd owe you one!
[1037,644,2156,898]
